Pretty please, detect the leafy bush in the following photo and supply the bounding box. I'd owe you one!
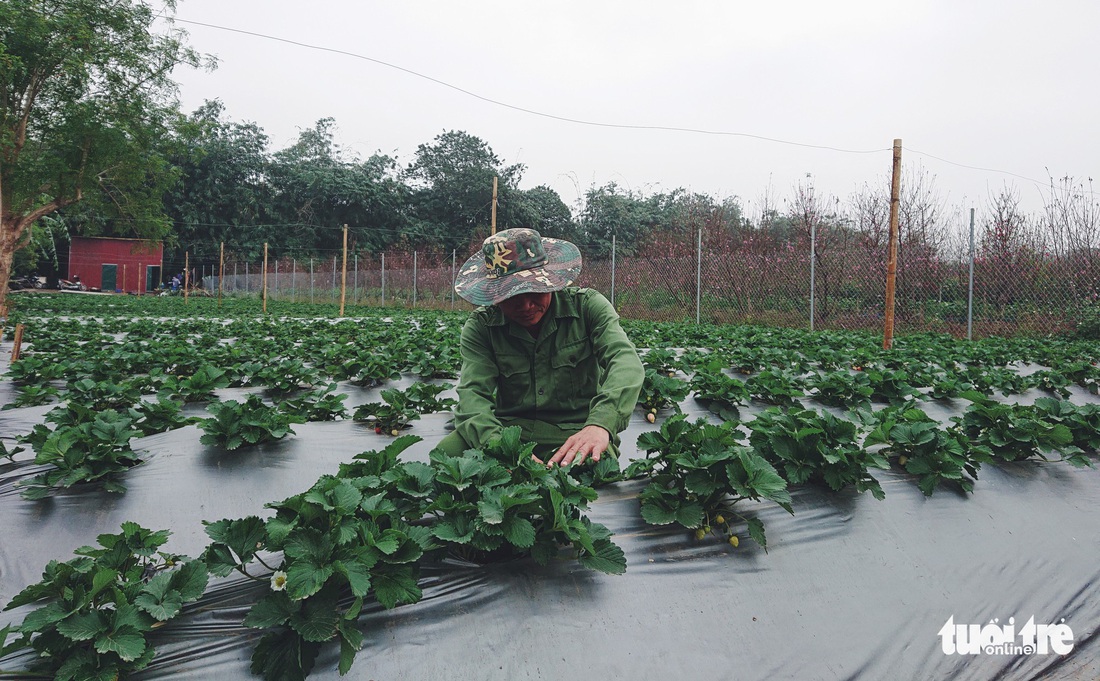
[629,415,793,550]
[199,395,303,450]
[748,407,888,499]
[0,523,208,680]
[16,410,145,499]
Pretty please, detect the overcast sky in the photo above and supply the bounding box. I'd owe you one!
[168,0,1098,228]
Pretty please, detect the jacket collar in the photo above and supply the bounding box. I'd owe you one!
[484,289,581,340]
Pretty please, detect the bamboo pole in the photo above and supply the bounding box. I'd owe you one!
[967,208,975,340]
[218,242,224,307]
[122,264,126,294]
[184,252,190,302]
[262,242,269,314]
[10,323,24,361]
[340,224,348,316]
[491,176,498,235]
[883,139,902,349]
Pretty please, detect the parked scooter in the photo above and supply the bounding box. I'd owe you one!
[59,276,87,291]
[7,274,44,290]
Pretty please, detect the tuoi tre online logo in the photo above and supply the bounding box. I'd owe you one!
[939,616,1074,656]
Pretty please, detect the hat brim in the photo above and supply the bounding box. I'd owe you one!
[454,237,582,306]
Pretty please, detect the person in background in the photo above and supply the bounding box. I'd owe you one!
[435,228,644,467]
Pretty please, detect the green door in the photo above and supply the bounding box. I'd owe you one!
[102,264,117,292]
[146,265,161,293]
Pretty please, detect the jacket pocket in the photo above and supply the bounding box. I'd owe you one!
[551,338,596,404]
[496,352,532,409]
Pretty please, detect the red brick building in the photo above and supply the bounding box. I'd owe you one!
[68,237,164,293]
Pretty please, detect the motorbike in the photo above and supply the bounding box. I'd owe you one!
[7,274,44,290]
[59,277,87,291]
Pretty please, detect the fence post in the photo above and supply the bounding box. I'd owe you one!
[275,260,279,301]
[883,138,902,350]
[340,225,348,317]
[310,258,314,304]
[695,226,702,324]
[967,207,975,341]
[413,251,418,307]
[218,242,224,307]
[262,242,269,314]
[353,254,358,305]
[451,249,456,309]
[810,220,816,332]
[381,253,386,306]
[611,234,617,308]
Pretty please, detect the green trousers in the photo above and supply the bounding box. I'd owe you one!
[434,417,622,462]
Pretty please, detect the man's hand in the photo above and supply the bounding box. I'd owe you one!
[542,425,611,467]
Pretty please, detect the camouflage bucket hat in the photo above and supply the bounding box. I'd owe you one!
[454,228,582,306]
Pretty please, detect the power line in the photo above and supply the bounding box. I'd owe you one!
[175,18,888,155]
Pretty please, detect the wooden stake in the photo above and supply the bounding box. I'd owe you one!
[184,252,190,302]
[491,176,498,235]
[122,263,127,294]
[218,242,224,308]
[10,323,24,361]
[339,224,348,317]
[262,242,269,314]
[883,139,902,349]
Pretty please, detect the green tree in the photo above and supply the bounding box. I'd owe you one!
[578,182,658,257]
[512,185,579,242]
[165,100,271,263]
[403,130,525,251]
[0,0,205,313]
[266,118,408,258]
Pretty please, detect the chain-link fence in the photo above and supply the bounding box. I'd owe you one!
[189,231,1093,337]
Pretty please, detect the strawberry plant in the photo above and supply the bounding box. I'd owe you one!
[15,410,146,499]
[201,437,433,681]
[2,384,60,409]
[628,415,793,550]
[956,396,1086,465]
[282,384,350,422]
[748,407,888,499]
[1030,369,1073,398]
[62,377,147,411]
[198,395,304,451]
[0,523,208,680]
[743,369,805,407]
[637,368,690,417]
[641,347,682,375]
[862,368,920,405]
[809,369,874,409]
[353,388,421,435]
[959,396,1086,466]
[405,347,459,379]
[423,427,626,573]
[160,364,231,402]
[1031,397,1100,454]
[402,381,458,415]
[128,397,198,435]
[928,373,974,400]
[864,406,989,495]
[0,440,24,462]
[688,359,748,421]
[253,358,322,395]
[5,354,67,386]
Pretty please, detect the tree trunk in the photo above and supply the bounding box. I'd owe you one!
[0,215,26,318]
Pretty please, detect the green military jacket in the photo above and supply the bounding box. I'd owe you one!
[454,287,644,448]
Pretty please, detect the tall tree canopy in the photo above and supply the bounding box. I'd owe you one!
[165,100,271,262]
[0,0,203,312]
[403,130,526,251]
[266,118,409,258]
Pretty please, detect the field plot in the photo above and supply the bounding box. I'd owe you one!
[1,294,1099,680]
